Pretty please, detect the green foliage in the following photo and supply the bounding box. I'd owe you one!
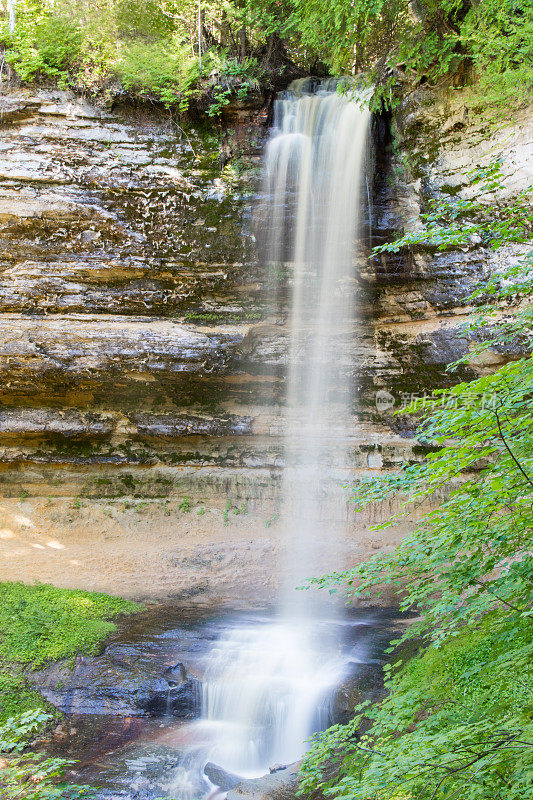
[1,0,270,112]
[2,0,532,113]
[341,357,532,629]
[0,581,140,667]
[221,498,247,524]
[117,38,199,110]
[240,0,292,41]
[0,674,50,724]
[462,0,533,108]
[376,160,533,356]
[300,613,533,800]
[115,0,173,41]
[206,53,263,116]
[33,16,83,72]
[289,0,413,77]
[0,709,53,754]
[375,160,533,254]
[0,711,95,799]
[289,0,533,109]
[300,149,533,798]
[223,498,232,526]
[178,496,192,512]
[309,163,533,639]
[467,247,533,355]
[1,7,83,82]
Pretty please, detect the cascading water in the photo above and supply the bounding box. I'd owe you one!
[200,618,346,775]
[172,80,371,790]
[266,78,370,604]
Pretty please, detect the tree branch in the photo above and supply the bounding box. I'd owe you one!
[494,408,533,488]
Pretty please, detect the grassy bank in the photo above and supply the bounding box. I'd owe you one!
[0,581,141,722]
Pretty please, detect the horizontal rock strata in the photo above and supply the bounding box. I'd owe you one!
[0,86,529,600]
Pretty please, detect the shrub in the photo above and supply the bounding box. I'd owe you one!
[2,13,83,82]
[462,0,533,108]
[116,0,173,41]
[117,38,199,109]
[34,16,83,73]
[206,52,263,116]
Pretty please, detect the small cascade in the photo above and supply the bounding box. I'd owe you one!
[200,619,345,776]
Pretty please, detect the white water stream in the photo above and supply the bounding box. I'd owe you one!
[201,618,346,775]
[175,80,371,788]
[269,79,370,604]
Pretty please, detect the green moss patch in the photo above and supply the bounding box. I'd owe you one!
[0,582,141,667]
[0,581,141,721]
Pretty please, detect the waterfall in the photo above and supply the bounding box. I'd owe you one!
[200,618,346,775]
[266,79,370,607]
[174,80,371,788]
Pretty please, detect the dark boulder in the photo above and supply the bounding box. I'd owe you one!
[134,678,173,715]
[170,677,202,718]
[163,662,187,684]
[135,677,202,718]
[28,639,202,718]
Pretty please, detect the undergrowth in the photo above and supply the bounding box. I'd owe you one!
[0,0,266,114]
[0,673,50,723]
[301,612,533,799]
[0,581,141,668]
[0,709,96,799]
[0,582,141,722]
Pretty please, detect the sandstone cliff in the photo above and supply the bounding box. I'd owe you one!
[0,86,529,602]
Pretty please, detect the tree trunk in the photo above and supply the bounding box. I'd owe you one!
[239,27,247,60]
[8,0,17,33]
[218,10,230,49]
[263,33,275,68]
[198,0,203,72]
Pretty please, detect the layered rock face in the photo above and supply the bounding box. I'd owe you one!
[0,87,529,601]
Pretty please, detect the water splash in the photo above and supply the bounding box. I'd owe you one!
[201,618,346,775]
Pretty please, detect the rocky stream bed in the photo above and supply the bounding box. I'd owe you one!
[30,606,404,800]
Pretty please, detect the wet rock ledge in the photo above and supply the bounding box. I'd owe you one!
[30,652,201,718]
